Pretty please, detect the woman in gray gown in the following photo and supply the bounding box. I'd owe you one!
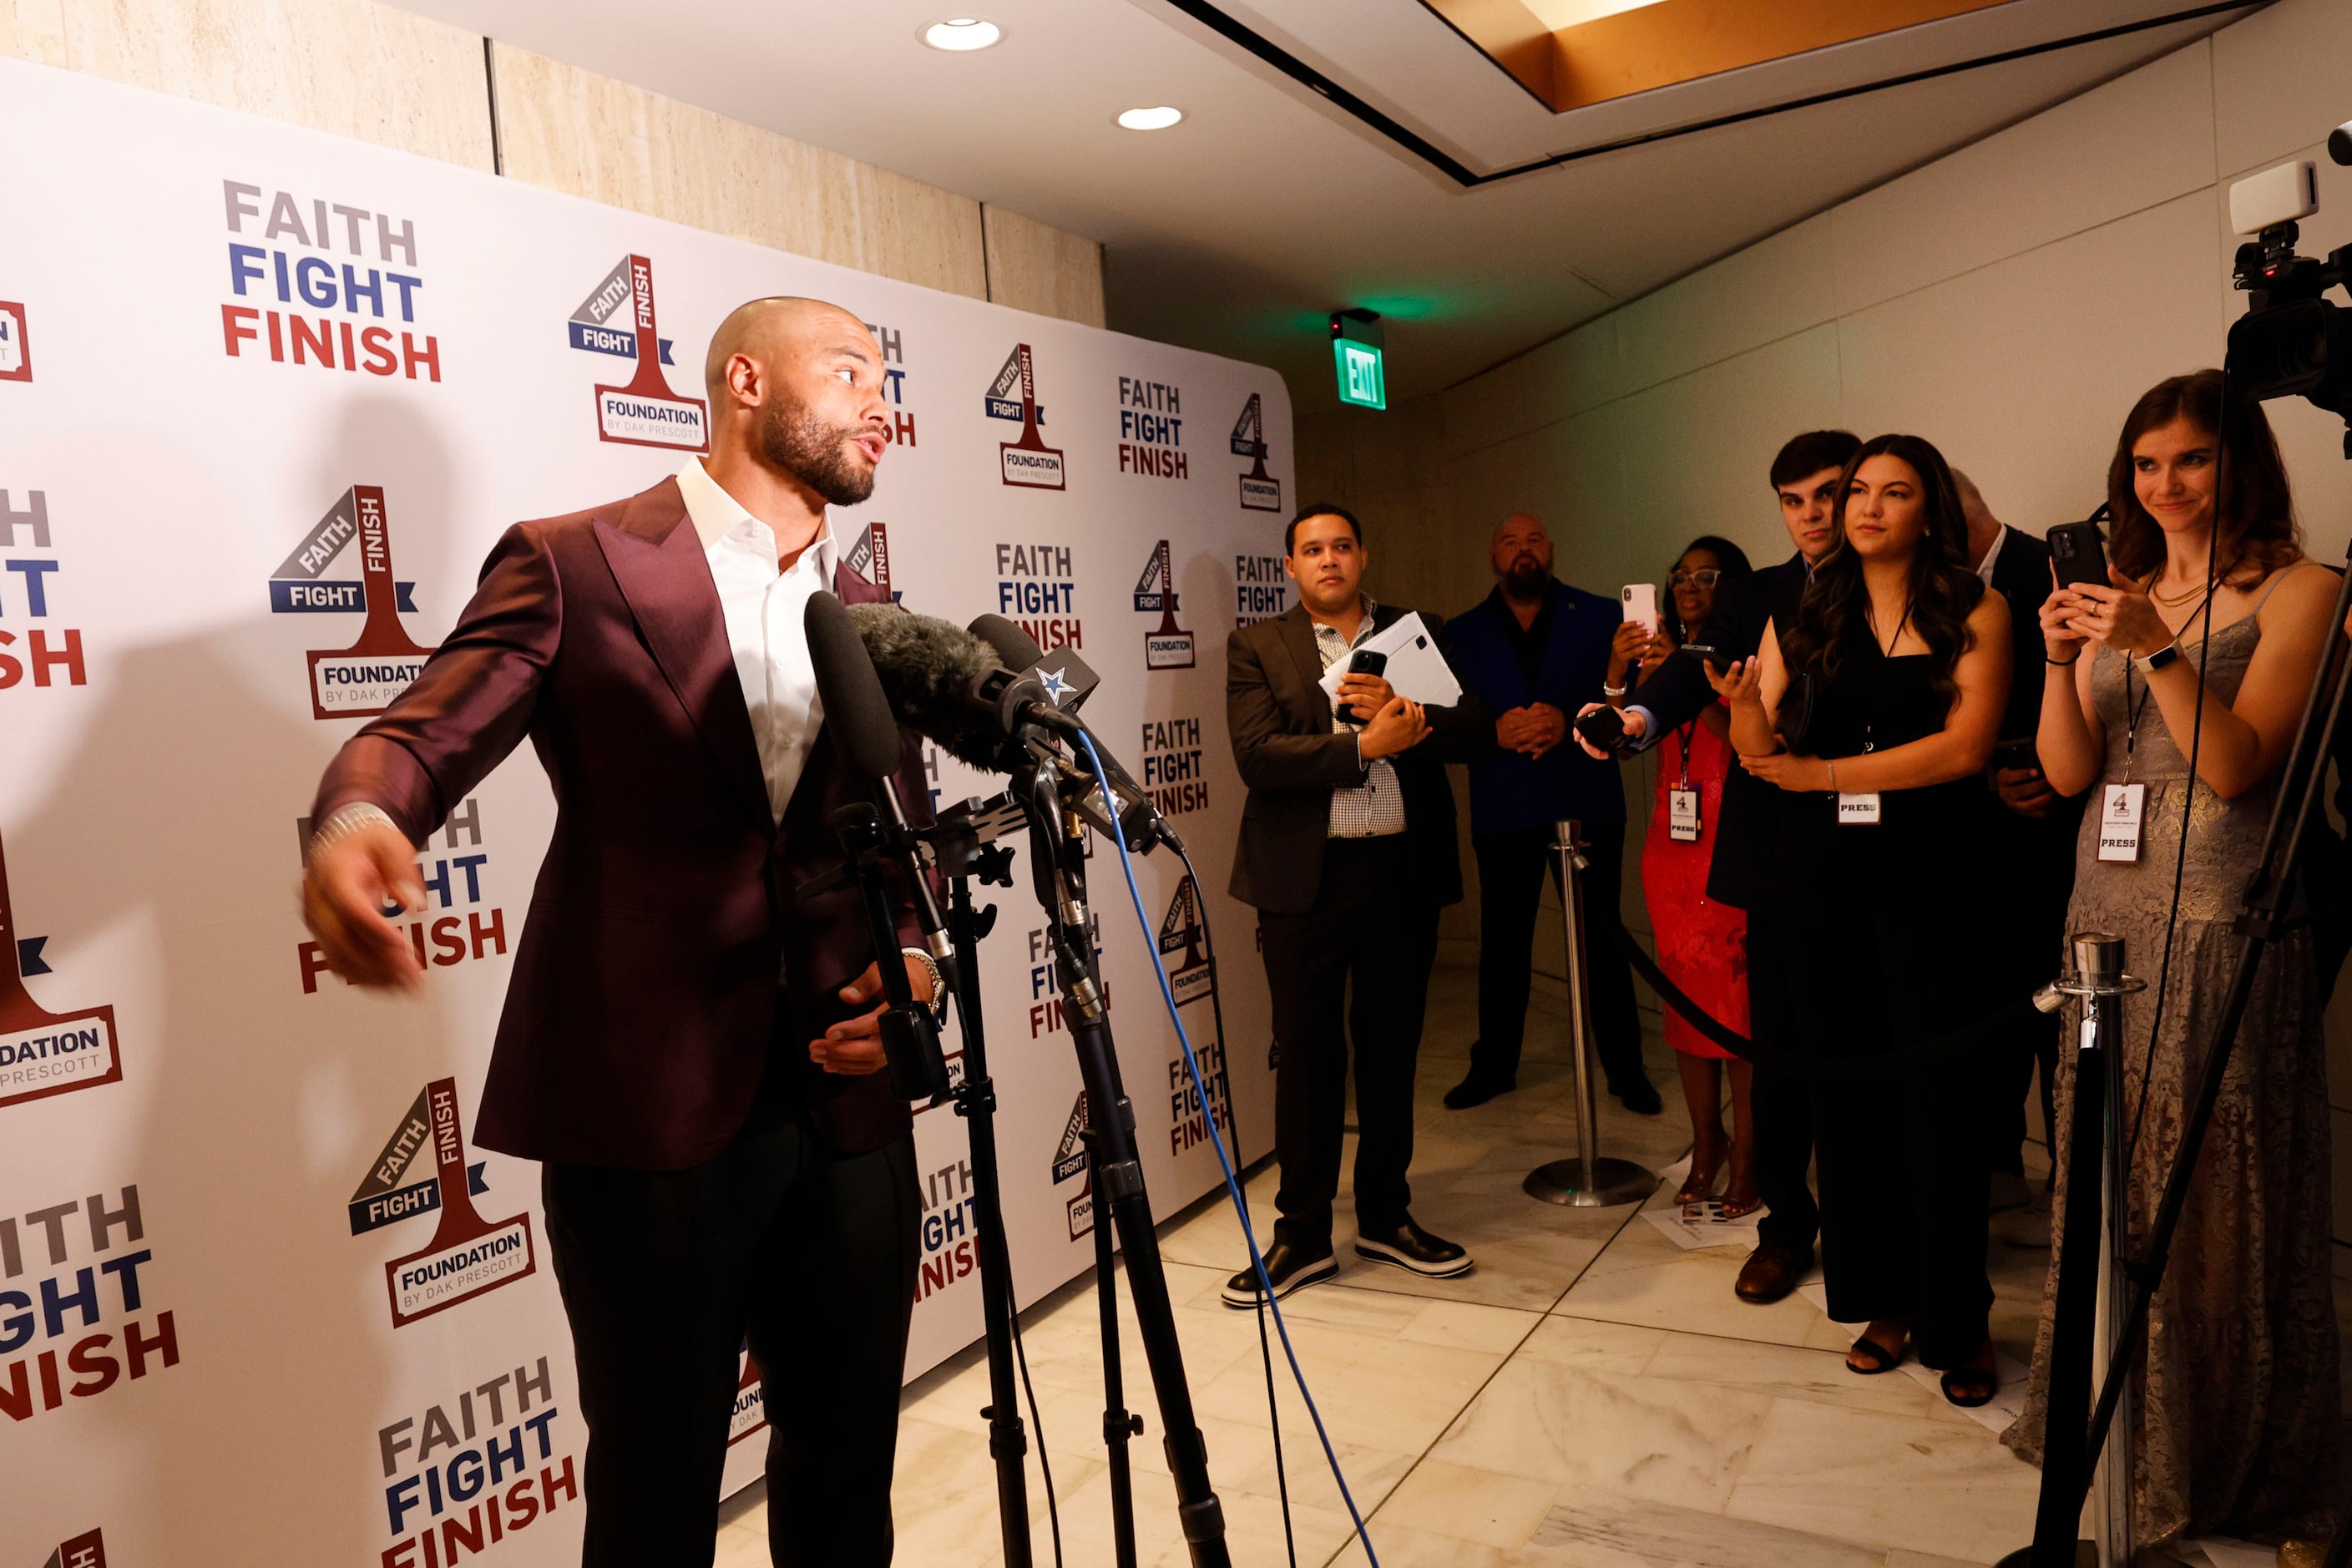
[2004,369,2341,1558]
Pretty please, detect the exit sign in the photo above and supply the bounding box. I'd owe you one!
[1334,339,1385,410]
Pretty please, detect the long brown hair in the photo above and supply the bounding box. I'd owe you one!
[1778,434,1984,706]
[2107,369,2300,588]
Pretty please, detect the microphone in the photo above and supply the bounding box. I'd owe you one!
[969,615,1102,716]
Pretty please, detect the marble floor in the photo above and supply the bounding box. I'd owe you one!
[717,959,2072,1568]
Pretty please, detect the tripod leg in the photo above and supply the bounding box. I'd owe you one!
[1088,1135,1141,1568]
[1076,1017,1232,1568]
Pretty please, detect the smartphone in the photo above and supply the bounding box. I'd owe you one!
[1574,705,1627,754]
[1679,643,1732,670]
[1990,737,2038,774]
[1621,584,1659,634]
[2048,521,2109,589]
[1335,649,1387,729]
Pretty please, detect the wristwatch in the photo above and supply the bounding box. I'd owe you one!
[2132,639,2181,675]
[901,947,949,1027]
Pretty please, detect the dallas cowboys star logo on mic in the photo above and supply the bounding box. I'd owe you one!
[1038,667,1074,704]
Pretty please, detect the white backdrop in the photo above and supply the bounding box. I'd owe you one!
[0,54,1293,1564]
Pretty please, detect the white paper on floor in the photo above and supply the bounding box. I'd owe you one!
[1796,1280,2031,1434]
[2183,1539,2282,1568]
[1641,1155,1771,1250]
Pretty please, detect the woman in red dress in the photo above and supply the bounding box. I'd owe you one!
[1611,537,1757,1211]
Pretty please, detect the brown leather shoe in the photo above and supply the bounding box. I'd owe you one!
[1733,1243,1809,1304]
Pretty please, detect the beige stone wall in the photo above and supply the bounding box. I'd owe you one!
[0,0,1102,319]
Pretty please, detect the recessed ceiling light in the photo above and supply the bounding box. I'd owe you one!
[1116,106,1183,131]
[922,17,1001,51]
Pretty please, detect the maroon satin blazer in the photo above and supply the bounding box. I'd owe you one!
[313,477,925,1170]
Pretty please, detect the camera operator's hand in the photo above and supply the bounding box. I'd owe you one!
[1335,670,1397,723]
[2064,568,2170,657]
[1358,695,1429,761]
[1606,621,1653,696]
[810,958,938,1076]
[1575,701,1641,760]
[1995,764,2057,819]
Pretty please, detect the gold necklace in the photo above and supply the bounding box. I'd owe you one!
[2151,579,2209,607]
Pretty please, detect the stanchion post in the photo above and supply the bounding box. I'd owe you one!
[1996,932,2139,1568]
[1524,819,1657,1207]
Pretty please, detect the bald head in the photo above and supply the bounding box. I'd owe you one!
[704,296,872,401]
[1490,513,1553,595]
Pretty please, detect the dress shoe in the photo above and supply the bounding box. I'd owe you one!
[1222,1241,1337,1308]
[1443,1071,1515,1110]
[1354,1216,1474,1278]
[1733,1242,1810,1304]
[1611,1074,1664,1115]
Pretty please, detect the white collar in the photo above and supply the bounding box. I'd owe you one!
[675,458,838,578]
[1975,525,2007,586]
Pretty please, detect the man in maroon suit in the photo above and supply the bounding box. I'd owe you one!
[302,296,934,1566]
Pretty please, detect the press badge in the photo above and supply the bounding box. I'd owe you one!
[2097,782,2146,862]
[1667,788,1702,842]
[1837,792,1883,824]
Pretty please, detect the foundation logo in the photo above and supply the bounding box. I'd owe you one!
[221,180,438,382]
[843,521,900,602]
[568,255,709,452]
[38,1528,106,1568]
[729,1347,766,1449]
[1159,878,1231,1156]
[1051,1092,1093,1241]
[353,1078,536,1328]
[1232,394,1281,512]
[1116,377,1186,480]
[0,825,121,1111]
[286,486,435,721]
[985,344,1065,489]
[1158,877,1214,1008]
[1132,539,1194,670]
[0,301,30,382]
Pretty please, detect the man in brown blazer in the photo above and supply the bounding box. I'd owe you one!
[1222,504,1491,1307]
[302,297,932,1567]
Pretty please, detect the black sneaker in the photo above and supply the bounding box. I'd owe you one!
[1443,1071,1515,1110]
[1354,1217,1474,1278]
[1222,1241,1338,1308]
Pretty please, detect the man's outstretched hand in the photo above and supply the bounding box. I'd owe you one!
[301,817,427,991]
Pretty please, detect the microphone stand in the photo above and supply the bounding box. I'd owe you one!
[822,802,952,1105]
[1009,736,1232,1568]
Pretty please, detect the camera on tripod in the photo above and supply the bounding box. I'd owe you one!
[2226,126,2352,443]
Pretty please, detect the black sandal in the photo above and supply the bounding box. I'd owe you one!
[1846,1335,1904,1375]
[1940,1365,1999,1408]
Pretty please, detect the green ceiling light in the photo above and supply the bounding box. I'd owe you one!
[1330,309,1386,410]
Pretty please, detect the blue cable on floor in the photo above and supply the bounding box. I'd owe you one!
[1072,731,1383,1568]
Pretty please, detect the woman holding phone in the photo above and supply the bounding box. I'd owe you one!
[2006,370,2339,1554]
[1628,538,1759,1211]
[1708,433,2011,1407]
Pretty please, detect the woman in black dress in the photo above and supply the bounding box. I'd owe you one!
[1710,432,2012,1407]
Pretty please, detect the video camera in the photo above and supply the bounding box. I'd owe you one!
[2226,124,2352,441]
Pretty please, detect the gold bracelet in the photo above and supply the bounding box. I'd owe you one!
[1826,758,1836,792]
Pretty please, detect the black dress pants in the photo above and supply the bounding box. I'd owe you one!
[1260,835,1441,1250]
[1742,900,1820,1256]
[543,1100,921,1567]
[1468,822,1645,1090]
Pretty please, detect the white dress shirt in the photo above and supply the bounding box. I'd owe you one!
[675,458,837,825]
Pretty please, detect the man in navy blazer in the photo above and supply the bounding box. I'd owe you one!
[1444,514,1659,1114]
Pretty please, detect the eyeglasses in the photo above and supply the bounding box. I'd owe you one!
[1668,569,1724,588]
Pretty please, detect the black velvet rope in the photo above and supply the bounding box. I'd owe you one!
[1611,923,2039,1082]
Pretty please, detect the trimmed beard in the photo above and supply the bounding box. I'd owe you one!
[761,392,874,507]
[1503,559,1548,597]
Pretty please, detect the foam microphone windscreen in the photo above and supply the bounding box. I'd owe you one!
[804,592,908,782]
[844,602,1009,768]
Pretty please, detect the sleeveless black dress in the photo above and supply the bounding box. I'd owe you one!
[1770,648,1998,1368]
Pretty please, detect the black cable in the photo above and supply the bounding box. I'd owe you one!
[1171,839,1297,1568]
[1006,1270,1064,1568]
